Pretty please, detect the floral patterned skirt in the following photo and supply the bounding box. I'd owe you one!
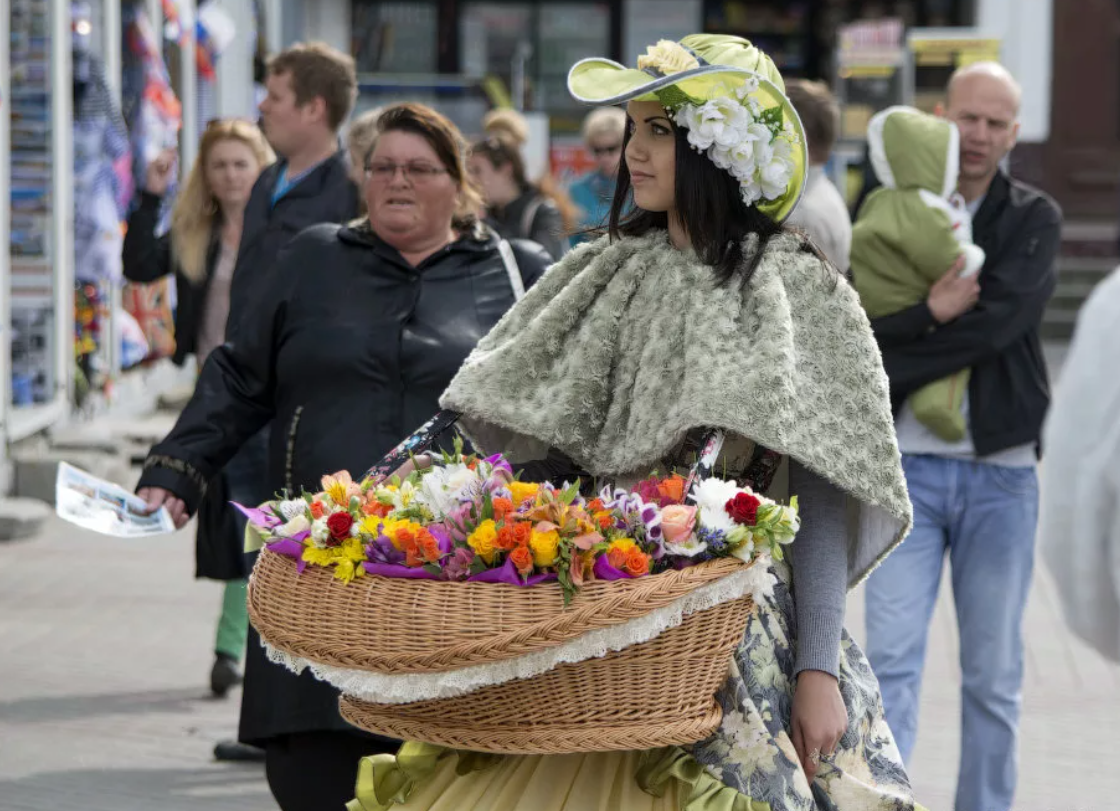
[350,560,923,811]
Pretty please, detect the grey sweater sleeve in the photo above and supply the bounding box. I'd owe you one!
[786,458,848,678]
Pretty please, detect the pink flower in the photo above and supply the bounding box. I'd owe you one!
[661,505,697,544]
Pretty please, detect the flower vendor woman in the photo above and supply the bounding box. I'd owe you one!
[359,35,922,810]
[133,103,553,810]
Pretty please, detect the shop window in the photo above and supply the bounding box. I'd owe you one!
[353,1,439,74]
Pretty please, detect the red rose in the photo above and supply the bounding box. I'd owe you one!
[326,512,354,544]
[725,492,761,525]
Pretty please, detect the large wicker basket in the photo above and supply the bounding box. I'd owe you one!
[248,548,756,754]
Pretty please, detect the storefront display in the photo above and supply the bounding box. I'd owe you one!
[9,0,57,407]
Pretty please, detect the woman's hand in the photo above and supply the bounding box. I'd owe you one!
[137,486,190,529]
[790,669,848,783]
[381,453,434,484]
[927,255,979,323]
[144,148,178,196]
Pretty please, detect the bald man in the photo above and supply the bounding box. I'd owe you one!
[862,63,1062,811]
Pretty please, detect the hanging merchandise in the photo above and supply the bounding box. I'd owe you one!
[123,4,182,196]
[122,278,175,365]
[72,1,134,286]
[9,0,56,406]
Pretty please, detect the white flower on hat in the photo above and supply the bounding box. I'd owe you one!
[676,98,749,152]
[637,40,701,76]
[734,76,761,100]
[759,135,796,201]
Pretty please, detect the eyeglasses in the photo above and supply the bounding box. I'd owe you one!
[365,161,449,182]
[590,143,622,157]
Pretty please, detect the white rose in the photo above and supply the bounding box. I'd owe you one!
[636,40,701,76]
[310,517,331,548]
[276,514,310,539]
[692,478,741,533]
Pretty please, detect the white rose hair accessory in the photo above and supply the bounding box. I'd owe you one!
[567,34,808,222]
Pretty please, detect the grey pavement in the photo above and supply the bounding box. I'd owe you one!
[0,514,276,810]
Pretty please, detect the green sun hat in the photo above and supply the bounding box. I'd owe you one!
[568,34,807,223]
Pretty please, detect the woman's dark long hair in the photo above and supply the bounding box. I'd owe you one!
[608,115,814,287]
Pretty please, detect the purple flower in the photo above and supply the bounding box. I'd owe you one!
[443,547,476,580]
[366,535,405,565]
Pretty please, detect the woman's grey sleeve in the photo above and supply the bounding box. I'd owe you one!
[787,458,849,678]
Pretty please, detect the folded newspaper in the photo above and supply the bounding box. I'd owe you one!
[56,462,177,537]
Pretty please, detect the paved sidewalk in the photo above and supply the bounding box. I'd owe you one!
[2,476,1116,809]
[0,515,275,810]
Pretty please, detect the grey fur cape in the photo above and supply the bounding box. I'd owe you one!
[441,229,912,587]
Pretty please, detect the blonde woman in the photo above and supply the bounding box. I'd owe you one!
[123,118,273,702]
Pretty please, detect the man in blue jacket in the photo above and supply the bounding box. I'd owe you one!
[862,62,1062,811]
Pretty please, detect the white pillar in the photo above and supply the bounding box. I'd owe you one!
[102,0,122,99]
[146,0,163,56]
[179,0,199,172]
[977,0,1052,142]
[303,0,349,54]
[0,0,12,439]
[52,0,76,405]
[262,0,284,53]
[213,0,257,119]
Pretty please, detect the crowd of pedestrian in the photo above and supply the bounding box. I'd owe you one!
[116,30,1118,811]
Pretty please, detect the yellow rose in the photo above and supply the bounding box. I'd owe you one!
[508,481,540,506]
[530,528,560,568]
[636,40,700,76]
[467,519,499,564]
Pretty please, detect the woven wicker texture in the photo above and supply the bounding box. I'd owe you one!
[248,548,755,753]
[248,549,752,674]
[339,695,726,755]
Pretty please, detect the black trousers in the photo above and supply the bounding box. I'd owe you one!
[265,731,400,811]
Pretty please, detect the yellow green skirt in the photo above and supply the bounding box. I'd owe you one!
[348,744,765,811]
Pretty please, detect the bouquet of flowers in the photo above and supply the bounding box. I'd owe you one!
[242,442,799,603]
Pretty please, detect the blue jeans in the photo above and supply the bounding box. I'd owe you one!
[865,454,1038,811]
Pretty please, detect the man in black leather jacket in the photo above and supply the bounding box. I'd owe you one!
[861,63,1061,811]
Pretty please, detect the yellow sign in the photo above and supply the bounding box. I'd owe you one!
[911,37,1001,67]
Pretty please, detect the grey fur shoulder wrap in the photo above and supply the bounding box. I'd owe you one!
[441,230,912,586]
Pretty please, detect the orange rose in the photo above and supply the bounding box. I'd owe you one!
[596,512,613,531]
[623,548,650,577]
[607,546,629,570]
[587,498,605,513]
[310,501,326,519]
[418,529,442,563]
[657,475,686,505]
[509,545,534,577]
[492,497,515,522]
[494,524,520,551]
[512,522,532,547]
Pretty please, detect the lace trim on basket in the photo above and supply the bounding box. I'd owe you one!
[262,560,774,705]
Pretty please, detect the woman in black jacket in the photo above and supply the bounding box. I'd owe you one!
[135,102,553,811]
[468,134,577,260]
[122,118,274,699]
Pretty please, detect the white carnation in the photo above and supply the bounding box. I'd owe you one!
[665,538,709,558]
[692,478,741,533]
[310,517,331,548]
[416,463,479,520]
